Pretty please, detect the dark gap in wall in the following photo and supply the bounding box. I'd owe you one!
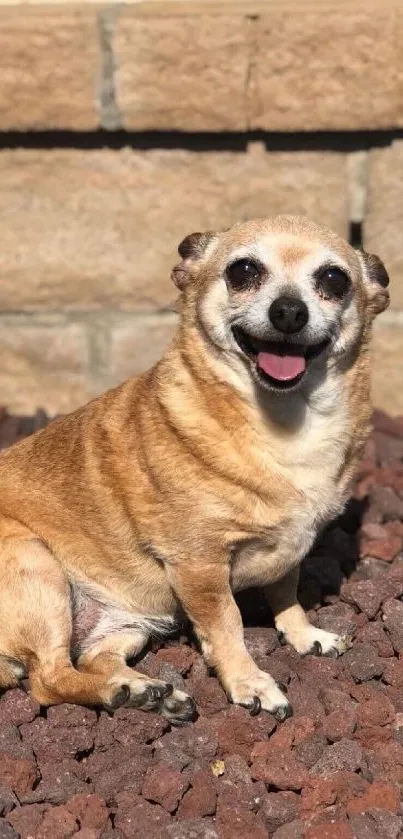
[0,128,401,152]
[349,222,363,249]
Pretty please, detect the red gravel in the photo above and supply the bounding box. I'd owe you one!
[0,407,402,837]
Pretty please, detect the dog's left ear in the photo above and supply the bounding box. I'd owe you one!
[171,231,216,290]
[358,250,390,317]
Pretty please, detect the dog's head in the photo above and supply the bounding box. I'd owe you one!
[172,216,389,395]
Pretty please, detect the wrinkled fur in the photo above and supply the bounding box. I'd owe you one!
[0,216,389,719]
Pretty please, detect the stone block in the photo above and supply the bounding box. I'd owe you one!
[249,8,402,130]
[108,313,178,384]
[0,6,99,130]
[365,141,403,311]
[115,12,250,131]
[0,318,92,414]
[372,322,403,416]
[0,146,348,311]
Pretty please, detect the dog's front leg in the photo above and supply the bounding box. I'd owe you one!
[265,566,351,657]
[168,561,291,720]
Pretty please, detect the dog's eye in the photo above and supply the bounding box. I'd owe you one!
[316,267,351,300]
[226,259,262,290]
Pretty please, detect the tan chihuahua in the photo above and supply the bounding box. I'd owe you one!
[0,216,389,723]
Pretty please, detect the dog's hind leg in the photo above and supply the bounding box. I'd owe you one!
[0,532,138,709]
[77,633,197,723]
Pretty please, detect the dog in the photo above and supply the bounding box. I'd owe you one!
[0,215,389,723]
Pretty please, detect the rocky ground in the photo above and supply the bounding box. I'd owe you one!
[0,408,402,839]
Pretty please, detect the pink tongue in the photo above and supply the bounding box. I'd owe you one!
[257,351,306,381]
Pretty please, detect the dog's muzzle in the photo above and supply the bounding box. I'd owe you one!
[232,323,330,392]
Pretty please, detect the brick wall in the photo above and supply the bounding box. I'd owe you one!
[1,0,402,415]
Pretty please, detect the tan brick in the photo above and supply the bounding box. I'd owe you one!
[115,13,250,131]
[249,9,402,130]
[0,146,348,311]
[0,6,99,130]
[372,322,403,416]
[365,141,403,311]
[0,318,92,414]
[108,313,178,384]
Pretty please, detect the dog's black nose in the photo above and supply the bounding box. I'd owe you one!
[269,296,309,334]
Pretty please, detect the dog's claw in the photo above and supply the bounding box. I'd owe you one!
[249,696,262,716]
[323,646,340,659]
[163,693,198,725]
[334,633,353,655]
[106,683,130,711]
[238,696,261,716]
[273,703,293,722]
[312,640,322,656]
[277,631,287,647]
[148,685,161,703]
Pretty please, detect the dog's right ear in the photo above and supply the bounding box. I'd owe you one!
[171,231,216,290]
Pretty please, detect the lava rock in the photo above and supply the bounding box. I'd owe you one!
[251,749,308,790]
[342,643,384,682]
[341,581,382,618]
[322,706,358,741]
[165,819,219,838]
[382,598,403,653]
[142,763,189,812]
[114,794,170,838]
[310,739,363,777]
[260,791,300,833]
[348,810,402,839]
[346,780,400,815]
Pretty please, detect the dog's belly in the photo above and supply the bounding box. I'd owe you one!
[69,582,178,659]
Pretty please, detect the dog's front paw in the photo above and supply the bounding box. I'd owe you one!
[227,670,292,721]
[278,626,352,658]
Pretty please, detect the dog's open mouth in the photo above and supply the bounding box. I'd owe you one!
[232,326,330,390]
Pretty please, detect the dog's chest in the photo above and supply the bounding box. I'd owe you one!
[231,415,350,591]
[282,461,348,556]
